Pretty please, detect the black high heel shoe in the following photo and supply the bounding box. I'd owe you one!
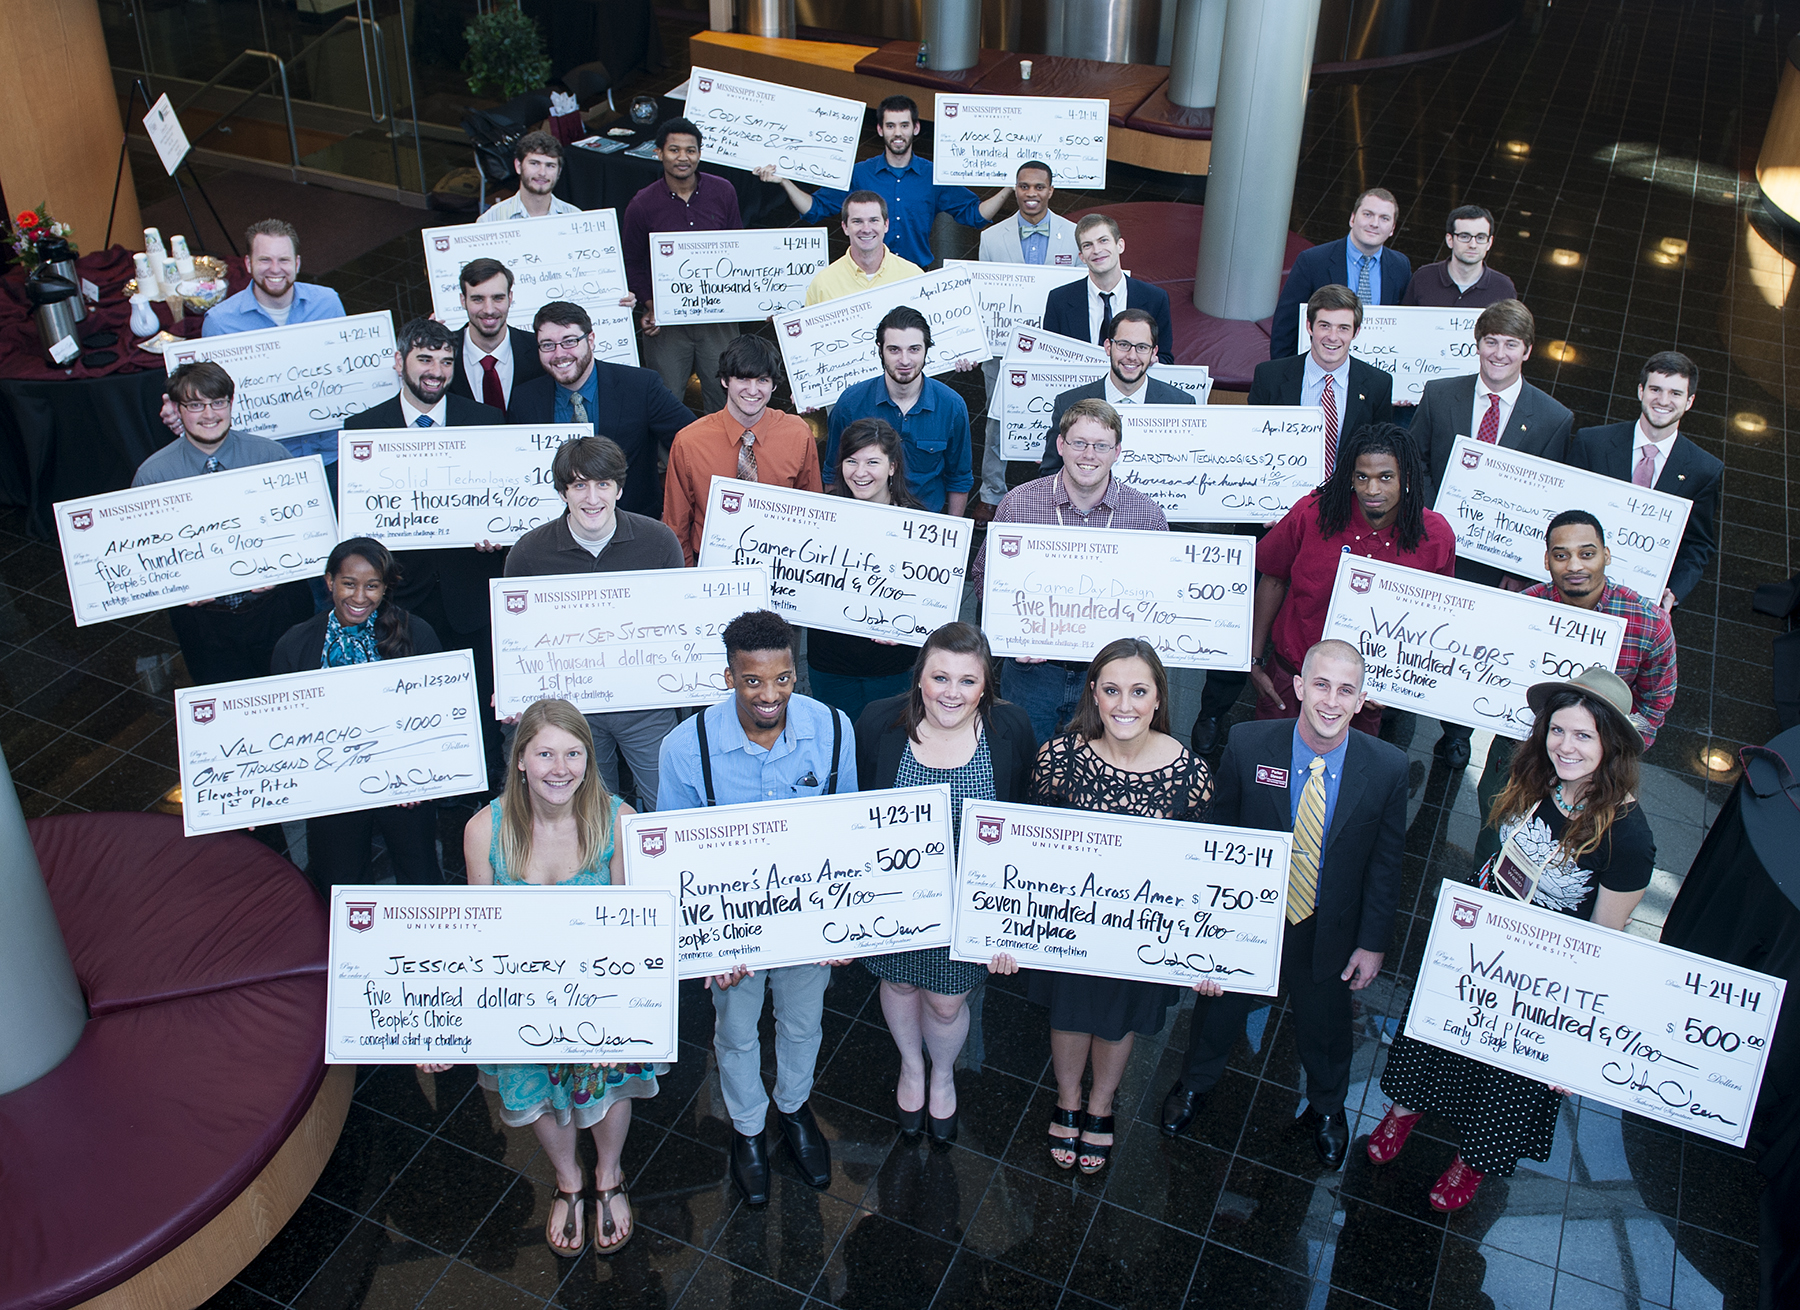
[928,1108,958,1142]
[896,1102,924,1136]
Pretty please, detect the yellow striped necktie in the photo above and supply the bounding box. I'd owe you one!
[1286,756,1327,924]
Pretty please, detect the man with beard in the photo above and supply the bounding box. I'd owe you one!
[447,258,544,413]
[1037,309,1194,475]
[479,131,580,222]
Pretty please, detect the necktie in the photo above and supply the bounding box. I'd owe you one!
[1020,221,1050,238]
[479,354,505,412]
[1286,756,1327,924]
[1320,375,1338,482]
[1355,254,1373,303]
[570,391,589,427]
[1476,391,1501,444]
[203,456,223,473]
[1633,444,1657,487]
[737,429,758,482]
[414,414,434,428]
[1098,290,1114,340]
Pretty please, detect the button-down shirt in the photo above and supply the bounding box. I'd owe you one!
[400,395,447,427]
[1634,419,1676,486]
[804,250,924,305]
[1103,373,1146,407]
[202,282,345,336]
[1301,352,1351,410]
[1086,277,1128,344]
[463,331,515,409]
[825,375,971,513]
[657,693,858,809]
[621,172,744,306]
[801,154,986,268]
[554,366,602,429]
[1289,723,1349,833]
[1019,220,1050,266]
[504,508,684,577]
[974,472,1168,595]
[132,429,291,486]
[1398,260,1518,308]
[478,192,580,223]
[1519,579,1677,747]
[664,408,824,564]
[1470,375,1524,440]
[1348,246,1384,305]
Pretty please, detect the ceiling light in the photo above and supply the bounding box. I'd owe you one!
[1732,411,1769,435]
[1549,249,1581,267]
[1541,340,1577,363]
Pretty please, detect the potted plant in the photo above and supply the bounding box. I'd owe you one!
[462,3,552,100]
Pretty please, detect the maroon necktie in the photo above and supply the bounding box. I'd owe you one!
[479,355,505,412]
[1320,375,1338,482]
[1476,392,1501,444]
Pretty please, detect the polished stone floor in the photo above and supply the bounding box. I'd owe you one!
[5,0,1795,1305]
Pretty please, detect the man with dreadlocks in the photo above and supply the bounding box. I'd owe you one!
[1245,423,1456,737]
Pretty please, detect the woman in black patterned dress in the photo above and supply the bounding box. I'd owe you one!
[1028,638,1214,1173]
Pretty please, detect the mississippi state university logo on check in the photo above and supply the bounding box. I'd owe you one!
[1461,448,1482,470]
[976,815,1005,845]
[68,508,93,531]
[351,441,372,461]
[659,241,675,257]
[1254,765,1289,788]
[346,901,376,932]
[639,828,667,857]
[784,319,803,337]
[1452,898,1482,929]
[1014,333,1034,352]
[720,489,743,514]
[697,77,713,92]
[504,590,528,614]
[1010,370,1027,387]
[1350,570,1374,594]
[433,236,450,252]
[943,102,959,117]
[190,699,217,724]
[998,535,1021,557]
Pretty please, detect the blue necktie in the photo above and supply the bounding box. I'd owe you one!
[414,415,434,428]
[1355,255,1373,303]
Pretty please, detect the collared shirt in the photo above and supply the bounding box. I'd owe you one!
[1019,219,1050,266]
[399,395,448,428]
[1257,489,1457,670]
[504,508,684,577]
[664,408,824,564]
[1470,375,1524,440]
[825,375,971,513]
[801,153,986,268]
[1289,722,1350,833]
[1348,245,1383,305]
[463,330,515,408]
[1301,352,1351,409]
[1085,276,1128,344]
[1103,373,1146,407]
[478,191,581,223]
[554,366,602,429]
[132,428,292,486]
[657,693,858,809]
[974,472,1168,594]
[1519,580,1677,747]
[621,172,744,305]
[202,282,345,336]
[804,250,924,305]
[1633,419,1676,486]
[1398,260,1518,308]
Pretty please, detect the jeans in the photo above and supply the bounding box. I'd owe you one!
[710,963,832,1134]
[805,666,911,727]
[500,707,677,812]
[1000,658,1089,745]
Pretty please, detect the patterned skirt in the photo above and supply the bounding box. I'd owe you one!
[477,1061,664,1130]
[1378,1034,1560,1176]
[862,946,989,996]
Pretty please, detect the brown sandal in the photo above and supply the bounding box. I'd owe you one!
[594,1183,634,1255]
[545,1187,584,1256]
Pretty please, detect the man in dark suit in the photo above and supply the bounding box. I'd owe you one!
[1161,639,1407,1168]
[446,257,544,413]
[1248,285,1395,476]
[1569,350,1722,611]
[508,301,691,520]
[1041,214,1175,364]
[1039,308,1194,473]
[1271,189,1412,359]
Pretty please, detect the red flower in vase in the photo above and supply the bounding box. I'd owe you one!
[16,211,39,230]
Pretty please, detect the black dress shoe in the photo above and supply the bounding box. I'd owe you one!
[1160,1081,1207,1137]
[1434,732,1472,770]
[1304,1107,1350,1169]
[1190,716,1223,756]
[730,1127,771,1205]
[896,1103,925,1136]
[778,1103,832,1188]
[928,1109,958,1143]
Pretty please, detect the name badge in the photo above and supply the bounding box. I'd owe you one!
[1255,765,1289,788]
[1055,253,1074,265]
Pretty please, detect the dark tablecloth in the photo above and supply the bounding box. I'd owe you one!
[558,127,797,228]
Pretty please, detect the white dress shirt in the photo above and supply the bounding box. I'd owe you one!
[1086,275,1129,344]
[1468,375,1524,439]
[399,394,448,427]
[463,330,516,408]
[1633,417,1676,485]
[1104,373,1147,407]
[1300,353,1351,408]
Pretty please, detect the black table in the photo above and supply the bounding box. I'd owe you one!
[558,127,800,229]
[0,370,173,539]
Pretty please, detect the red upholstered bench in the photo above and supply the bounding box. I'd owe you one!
[852,40,1017,90]
[0,814,330,1310]
[1125,87,1214,139]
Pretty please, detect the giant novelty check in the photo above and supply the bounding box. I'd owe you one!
[1292,304,1481,403]
[490,565,770,717]
[993,364,1217,459]
[165,313,398,439]
[948,801,1290,993]
[1320,555,1627,740]
[1115,405,1328,522]
[981,525,1255,669]
[1433,438,1691,600]
[946,260,1088,357]
[56,456,337,626]
[326,885,678,1064]
[650,228,828,324]
[695,478,970,643]
[686,67,863,188]
[1406,884,1784,1148]
[774,266,991,411]
[175,650,488,836]
[336,424,587,548]
[932,94,1110,188]
[621,787,955,978]
[420,212,637,365]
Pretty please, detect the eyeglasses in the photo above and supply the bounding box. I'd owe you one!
[1450,231,1493,245]
[1062,439,1118,454]
[177,398,231,413]
[537,335,588,355]
[1109,341,1156,356]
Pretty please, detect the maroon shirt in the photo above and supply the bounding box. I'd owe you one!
[620,172,744,305]
[1398,260,1518,307]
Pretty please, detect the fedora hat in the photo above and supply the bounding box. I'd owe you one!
[1525,665,1645,753]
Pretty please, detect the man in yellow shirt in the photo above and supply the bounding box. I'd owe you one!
[803,192,922,305]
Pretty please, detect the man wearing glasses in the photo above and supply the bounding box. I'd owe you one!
[1036,309,1194,475]
[506,301,691,519]
[1400,205,1517,307]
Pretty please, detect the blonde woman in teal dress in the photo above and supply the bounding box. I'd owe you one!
[419,698,660,1258]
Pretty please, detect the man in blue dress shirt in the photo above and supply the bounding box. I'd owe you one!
[1270,189,1412,360]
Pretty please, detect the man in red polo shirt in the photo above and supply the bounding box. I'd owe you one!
[1248,422,1456,736]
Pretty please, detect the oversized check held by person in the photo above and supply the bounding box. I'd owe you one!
[620,787,955,979]
[944,260,1088,358]
[326,885,679,1064]
[1406,885,1784,1148]
[1114,405,1327,522]
[695,477,970,643]
[1319,554,1627,740]
[490,565,770,717]
[980,524,1255,670]
[175,650,488,836]
[1293,304,1481,403]
[650,228,827,324]
[992,363,1216,457]
[335,424,587,548]
[165,312,398,440]
[56,456,337,626]
[947,800,1290,994]
[931,95,1109,188]
[773,265,990,412]
[1433,438,1690,601]
[686,67,863,188]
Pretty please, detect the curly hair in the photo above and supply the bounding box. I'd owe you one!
[325,537,413,660]
[1315,421,1432,552]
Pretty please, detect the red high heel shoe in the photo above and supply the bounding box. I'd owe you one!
[1429,1155,1485,1211]
[1365,1104,1424,1164]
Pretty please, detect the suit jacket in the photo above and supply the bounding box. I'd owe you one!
[1569,421,1723,603]
[1246,355,1395,468]
[1041,275,1176,365]
[1211,719,1408,981]
[270,609,442,676]
[507,362,691,519]
[1038,375,1196,473]
[1271,238,1413,360]
[1415,373,1574,505]
[343,392,508,633]
[977,213,1081,268]
[854,695,1037,804]
[448,325,544,410]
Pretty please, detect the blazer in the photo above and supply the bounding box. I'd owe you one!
[1271,238,1412,359]
[343,392,508,633]
[507,363,691,519]
[448,325,544,409]
[1414,373,1575,505]
[1246,355,1395,467]
[269,609,442,676]
[1041,275,1176,365]
[1038,375,1196,473]
[854,695,1038,804]
[977,212,1081,268]
[1210,719,1408,981]
[1569,421,1723,603]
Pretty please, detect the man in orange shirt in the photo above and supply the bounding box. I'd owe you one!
[664,335,824,565]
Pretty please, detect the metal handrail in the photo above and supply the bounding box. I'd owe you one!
[176,50,301,169]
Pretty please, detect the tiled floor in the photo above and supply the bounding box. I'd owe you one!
[7,0,1795,1305]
